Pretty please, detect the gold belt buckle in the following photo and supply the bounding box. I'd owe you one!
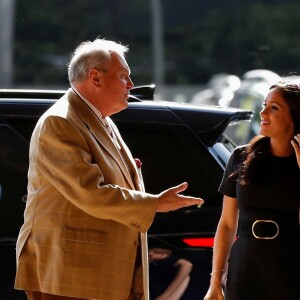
[251,220,279,239]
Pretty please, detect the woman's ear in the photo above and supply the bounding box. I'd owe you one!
[89,69,102,87]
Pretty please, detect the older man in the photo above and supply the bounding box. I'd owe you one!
[15,38,203,300]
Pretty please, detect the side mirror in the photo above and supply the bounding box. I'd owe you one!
[129,84,155,101]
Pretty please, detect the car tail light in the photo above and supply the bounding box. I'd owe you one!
[182,237,214,248]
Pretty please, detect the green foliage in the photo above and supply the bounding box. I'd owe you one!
[13,0,300,87]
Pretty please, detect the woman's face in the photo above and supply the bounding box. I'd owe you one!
[259,87,294,141]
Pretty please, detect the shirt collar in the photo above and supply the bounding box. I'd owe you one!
[70,84,121,150]
[71,84,105,121]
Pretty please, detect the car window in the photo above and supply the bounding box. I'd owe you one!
[0,124,31,236]
[114,120,225,234]
[115,121,224,199]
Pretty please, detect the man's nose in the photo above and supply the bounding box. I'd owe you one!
[127,77,134,89]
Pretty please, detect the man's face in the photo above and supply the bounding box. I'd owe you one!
[100,53,134,116]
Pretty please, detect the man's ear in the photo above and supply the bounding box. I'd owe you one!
[89,69,102,87]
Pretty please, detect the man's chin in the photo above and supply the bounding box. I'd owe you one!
[112,102,128,115]
[123,100,129,109]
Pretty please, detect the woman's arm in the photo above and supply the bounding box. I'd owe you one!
[203,195,239,300]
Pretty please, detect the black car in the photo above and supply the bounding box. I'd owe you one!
[0,86,252,300]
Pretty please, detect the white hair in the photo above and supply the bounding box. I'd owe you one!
[67,38,129,83]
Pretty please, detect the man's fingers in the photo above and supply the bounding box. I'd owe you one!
[157,182,205,212]
[169,182,188,194]
[180,195,204,206]
[167,197,204,212]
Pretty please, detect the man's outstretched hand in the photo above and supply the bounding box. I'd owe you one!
[156,182,204,212]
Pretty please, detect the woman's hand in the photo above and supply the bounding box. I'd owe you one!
[203,283,224,300]
[291,134,300,168]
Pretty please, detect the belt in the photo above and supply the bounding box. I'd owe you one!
[251,219,279,239]
[238,213,300,240]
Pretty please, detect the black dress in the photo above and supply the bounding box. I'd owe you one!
[219,146,300,300]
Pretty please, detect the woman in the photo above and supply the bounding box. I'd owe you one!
[204,78,300,300]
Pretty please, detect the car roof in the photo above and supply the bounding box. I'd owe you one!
[0,88,253,146]
[114,101,252,146]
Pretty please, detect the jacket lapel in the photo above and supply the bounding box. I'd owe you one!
[108,118,145,192]
[67,89,136,190]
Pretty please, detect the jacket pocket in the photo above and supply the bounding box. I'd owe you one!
[60,226,107,244]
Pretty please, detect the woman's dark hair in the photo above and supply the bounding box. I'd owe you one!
[238,77,300,185]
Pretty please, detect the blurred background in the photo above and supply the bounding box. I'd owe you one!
[1,0,300,142]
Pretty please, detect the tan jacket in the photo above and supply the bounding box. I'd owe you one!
[15,89,158,300]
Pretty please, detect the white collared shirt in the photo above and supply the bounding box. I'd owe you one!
[70,85,134,179]
[71,85,121,150]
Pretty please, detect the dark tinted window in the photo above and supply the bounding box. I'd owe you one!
[116,121,223,195]
[115,121,224,233]
[0,116,39,234]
